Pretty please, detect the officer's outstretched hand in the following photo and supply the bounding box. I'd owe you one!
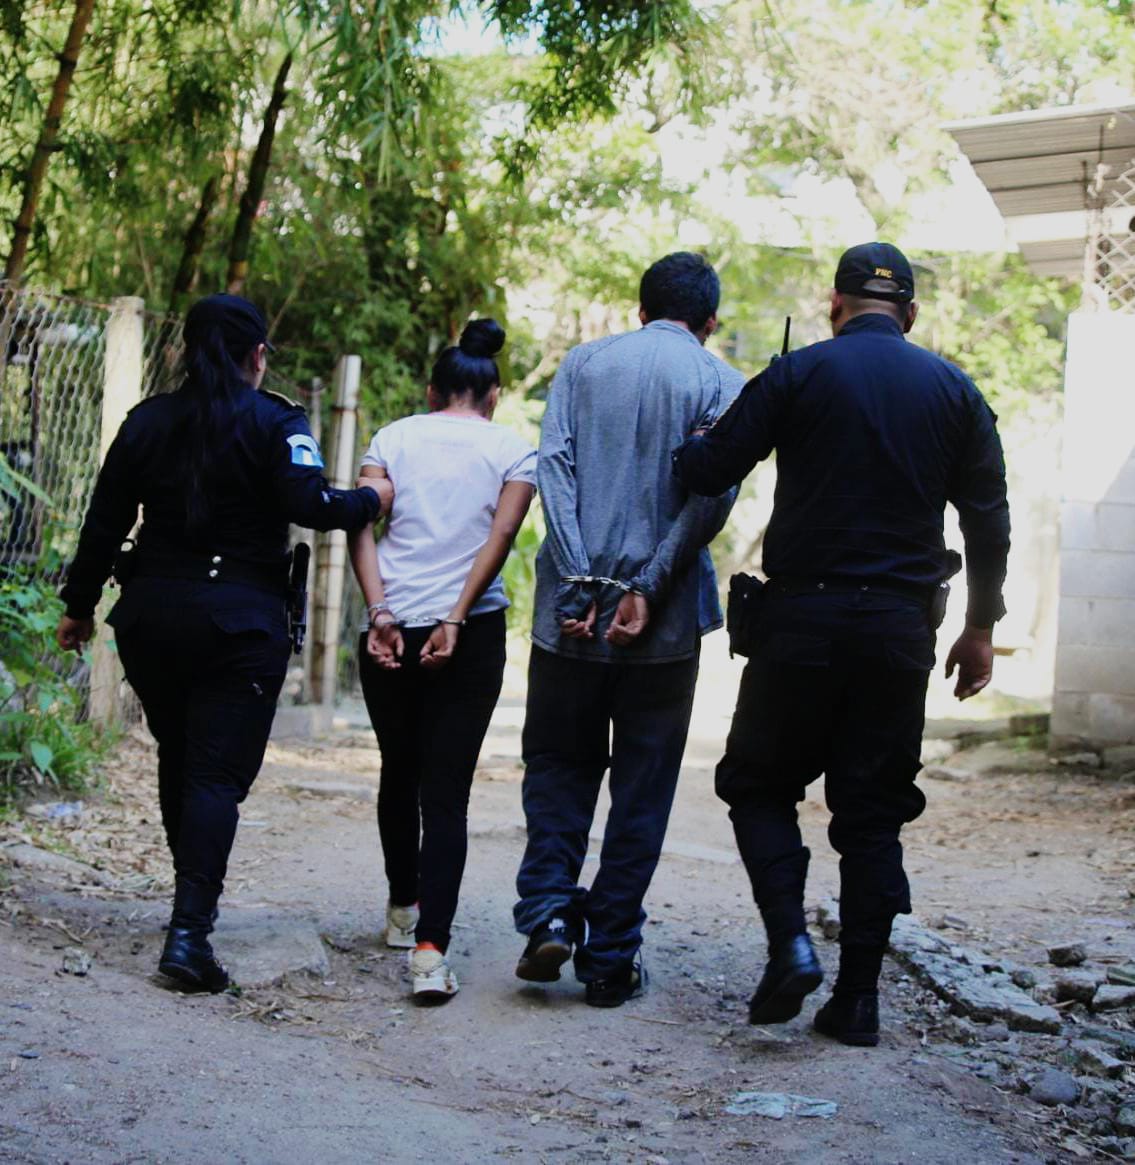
[945,625,994,700]
[420,622,458,670]
[606,592,650,648]
[56,615,94,657]
[367,620,403,670]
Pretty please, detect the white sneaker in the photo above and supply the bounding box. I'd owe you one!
[384,902,418,949]
[409,947,459,1001]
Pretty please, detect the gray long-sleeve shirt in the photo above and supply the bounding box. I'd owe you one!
[532,320,745,664]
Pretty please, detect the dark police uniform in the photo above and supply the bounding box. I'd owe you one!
[672,311,1010,965]
[61,383,380,932]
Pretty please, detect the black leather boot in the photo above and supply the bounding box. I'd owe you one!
[748,933,824,1024]
[158,928,230,993]
[813,992,880,1047]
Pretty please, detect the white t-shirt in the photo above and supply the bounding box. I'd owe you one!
[360,413,537,625]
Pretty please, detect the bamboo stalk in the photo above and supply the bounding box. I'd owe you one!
[4,0,96,286]
[169,174,221,313]
[226,53,293,295]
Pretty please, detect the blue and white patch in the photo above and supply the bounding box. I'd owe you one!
[287,434,324,468]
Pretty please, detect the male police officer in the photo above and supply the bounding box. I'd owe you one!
[672,243,1010,1046]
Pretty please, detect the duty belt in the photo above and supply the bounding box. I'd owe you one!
[766,575,937,605]
[133,552,289,596]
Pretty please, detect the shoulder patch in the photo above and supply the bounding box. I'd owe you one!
[287,433,324,468]
[261,387,304,410]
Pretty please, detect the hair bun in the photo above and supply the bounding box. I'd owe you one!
[459,318,505,359]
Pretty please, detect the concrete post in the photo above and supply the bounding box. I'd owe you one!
[296,377,323,704]
[311,356,361,706]
[88,296,144,723]
[1052,310,1135,746]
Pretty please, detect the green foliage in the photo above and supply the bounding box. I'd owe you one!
[0,570,106,805]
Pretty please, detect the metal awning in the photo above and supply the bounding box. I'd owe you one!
[945,102,1135,277]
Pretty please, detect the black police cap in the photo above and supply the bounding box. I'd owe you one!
[834,242,915,303]
[185,293,277,354]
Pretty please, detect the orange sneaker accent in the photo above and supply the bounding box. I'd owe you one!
[415,941,442,954]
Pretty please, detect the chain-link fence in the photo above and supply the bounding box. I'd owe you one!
[1090,158,1135,313]
[2,287,108,577]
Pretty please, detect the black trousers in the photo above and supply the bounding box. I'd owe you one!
[715,590,932,952]
[514,646,699,982]
[110,578,290,931]
[358,609,506,953]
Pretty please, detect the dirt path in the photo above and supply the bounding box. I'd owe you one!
[2,639,1133,1164]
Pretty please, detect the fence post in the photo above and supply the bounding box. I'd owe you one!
[294,378,324,703]
[88,296,144,723]
[311,355,361,706]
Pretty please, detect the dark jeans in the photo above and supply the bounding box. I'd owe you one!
[514,646,699,982]
[110,578,290,931]
[358,609,506,952]
[716,590,932,952]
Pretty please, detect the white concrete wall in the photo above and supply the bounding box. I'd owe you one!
[1052,310,1135,744]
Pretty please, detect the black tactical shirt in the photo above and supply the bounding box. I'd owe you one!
[672,313,1010,628]
[61,382,380,619]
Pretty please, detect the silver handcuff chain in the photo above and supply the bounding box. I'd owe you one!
[561,574,636,594]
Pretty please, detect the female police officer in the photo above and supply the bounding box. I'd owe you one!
[55,293,391,992]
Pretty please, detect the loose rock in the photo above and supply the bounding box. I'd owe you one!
[4,843,108,886]
[1107,965,1135,987]
[1052,751,1102,769]
[976,1021,1011,1042]
[1010,967,1038,990]
[1029,1068,1081,1107]
[1048,942,1087,968]
[1092,985,1135,1013]
[920,765,973,783]
[889,918,1062,1033]
[814,899,841,941]
[1055,970,1103,1004]
[1065,1040,1126,1079]
[1117,1105,1135,1137]
[61,947,92,977]
[724,1092,838,1120]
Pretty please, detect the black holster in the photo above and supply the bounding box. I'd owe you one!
[726,572,765,658]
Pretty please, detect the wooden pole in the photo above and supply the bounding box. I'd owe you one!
[311,356,360,706]
[89,296,144,724]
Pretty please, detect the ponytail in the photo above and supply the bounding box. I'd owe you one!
[181,295,270,536]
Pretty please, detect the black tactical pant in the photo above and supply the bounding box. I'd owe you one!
[110,578,290,931]
[716,589,932,954]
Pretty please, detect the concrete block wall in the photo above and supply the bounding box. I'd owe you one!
[1052,311,1135,745]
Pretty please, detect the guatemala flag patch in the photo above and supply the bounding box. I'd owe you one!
[287,434,324,468]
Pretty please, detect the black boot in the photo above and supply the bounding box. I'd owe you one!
[813,992,879,1047]
[748,934,823,1025]
[158,928,229,993]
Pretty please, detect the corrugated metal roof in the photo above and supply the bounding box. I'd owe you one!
[945,102,1135,276]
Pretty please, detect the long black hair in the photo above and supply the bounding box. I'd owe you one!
[181,294,271,534]
[430,318,505,405]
